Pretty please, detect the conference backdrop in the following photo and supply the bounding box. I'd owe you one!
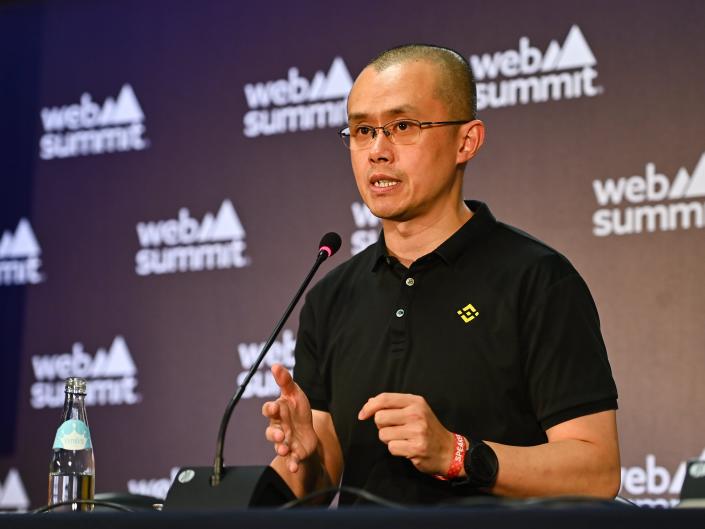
[1,0,704,510]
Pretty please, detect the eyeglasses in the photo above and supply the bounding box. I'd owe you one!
[338,118,471,150]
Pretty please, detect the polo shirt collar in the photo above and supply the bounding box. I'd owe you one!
[370,200,497,271]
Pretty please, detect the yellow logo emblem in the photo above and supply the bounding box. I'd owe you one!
[457,303,479,323]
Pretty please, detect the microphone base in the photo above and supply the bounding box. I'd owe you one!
[163,465,295,510]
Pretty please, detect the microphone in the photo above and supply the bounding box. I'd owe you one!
[211,232,341,484]
[164,233,342,510]
[318,231,342,260]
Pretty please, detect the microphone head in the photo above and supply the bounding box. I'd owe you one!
[318,232,342,259]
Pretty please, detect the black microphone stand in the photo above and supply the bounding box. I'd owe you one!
[163,235,340,510]
[211,247,332,486]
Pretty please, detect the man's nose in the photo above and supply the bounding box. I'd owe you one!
[368,129,394,162]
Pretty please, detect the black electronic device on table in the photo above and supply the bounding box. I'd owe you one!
[679,459,705,508]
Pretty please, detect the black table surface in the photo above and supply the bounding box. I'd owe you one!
[1,506,704,529]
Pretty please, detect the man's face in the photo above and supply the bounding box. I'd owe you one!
[346,60,470,222]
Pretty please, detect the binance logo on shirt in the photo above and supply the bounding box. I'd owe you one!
[457,303,480,323]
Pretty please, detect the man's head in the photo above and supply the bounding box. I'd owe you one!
[366,44,477,121]
[345,44,484,223]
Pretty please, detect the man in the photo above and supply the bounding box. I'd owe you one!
[262,44,620,504]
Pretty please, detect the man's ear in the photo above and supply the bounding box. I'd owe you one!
[457,120,485,164]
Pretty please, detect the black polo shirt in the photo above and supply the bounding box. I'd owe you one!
[294,201,618,504]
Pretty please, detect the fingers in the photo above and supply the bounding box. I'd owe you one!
[263,370,313,475]
[265,425,285,444]
[277,399,293,439]
[263,401,285,445]
[266,424,301,472]
[377,424,410,444]
[262,400,280,420]
[372,408,408,428]
[357,393,448,474]
[379,426,430,468]
[358,393,421,420]
[387,439,413,458]
[287,453,300,473]
[264,398,294,456]
[271,364,297,397]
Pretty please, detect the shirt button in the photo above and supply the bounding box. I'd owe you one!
[405,277,415,287]
[395,309,405,318]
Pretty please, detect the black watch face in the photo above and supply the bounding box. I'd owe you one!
[470,443,498,486]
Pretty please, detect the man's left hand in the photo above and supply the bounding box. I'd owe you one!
[358,393,457,476]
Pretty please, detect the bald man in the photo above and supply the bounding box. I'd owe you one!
[262,44,620,505]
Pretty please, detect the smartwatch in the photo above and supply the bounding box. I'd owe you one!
[462,439,499,489]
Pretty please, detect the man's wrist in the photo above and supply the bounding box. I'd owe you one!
[433,433,468,480]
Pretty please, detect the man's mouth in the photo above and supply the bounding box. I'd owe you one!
[373,179,399,188]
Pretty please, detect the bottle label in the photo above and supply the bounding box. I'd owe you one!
[53,419,93,450]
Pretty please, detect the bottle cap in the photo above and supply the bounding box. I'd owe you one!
[64,377,87,395]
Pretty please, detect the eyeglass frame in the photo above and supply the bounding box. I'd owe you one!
[337,118,473,150]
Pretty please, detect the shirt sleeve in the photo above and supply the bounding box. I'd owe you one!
[520,255,618,431]
[292,291,330,412]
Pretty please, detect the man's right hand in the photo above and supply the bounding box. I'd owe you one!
[262,364,319,473]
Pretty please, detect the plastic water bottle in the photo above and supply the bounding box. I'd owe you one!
[48,377,95,511]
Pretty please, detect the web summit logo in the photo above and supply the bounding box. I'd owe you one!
[30,336,140,409]
[592,152,705,236]
[621,448,705,508]
[0,219,44,286]
[135,200,250,276]
[470,25,601,110]
[39,84,148,160]
[0,469,30,513]
[243,57,353,138]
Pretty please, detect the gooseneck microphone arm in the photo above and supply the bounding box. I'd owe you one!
[211,232,342,487]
